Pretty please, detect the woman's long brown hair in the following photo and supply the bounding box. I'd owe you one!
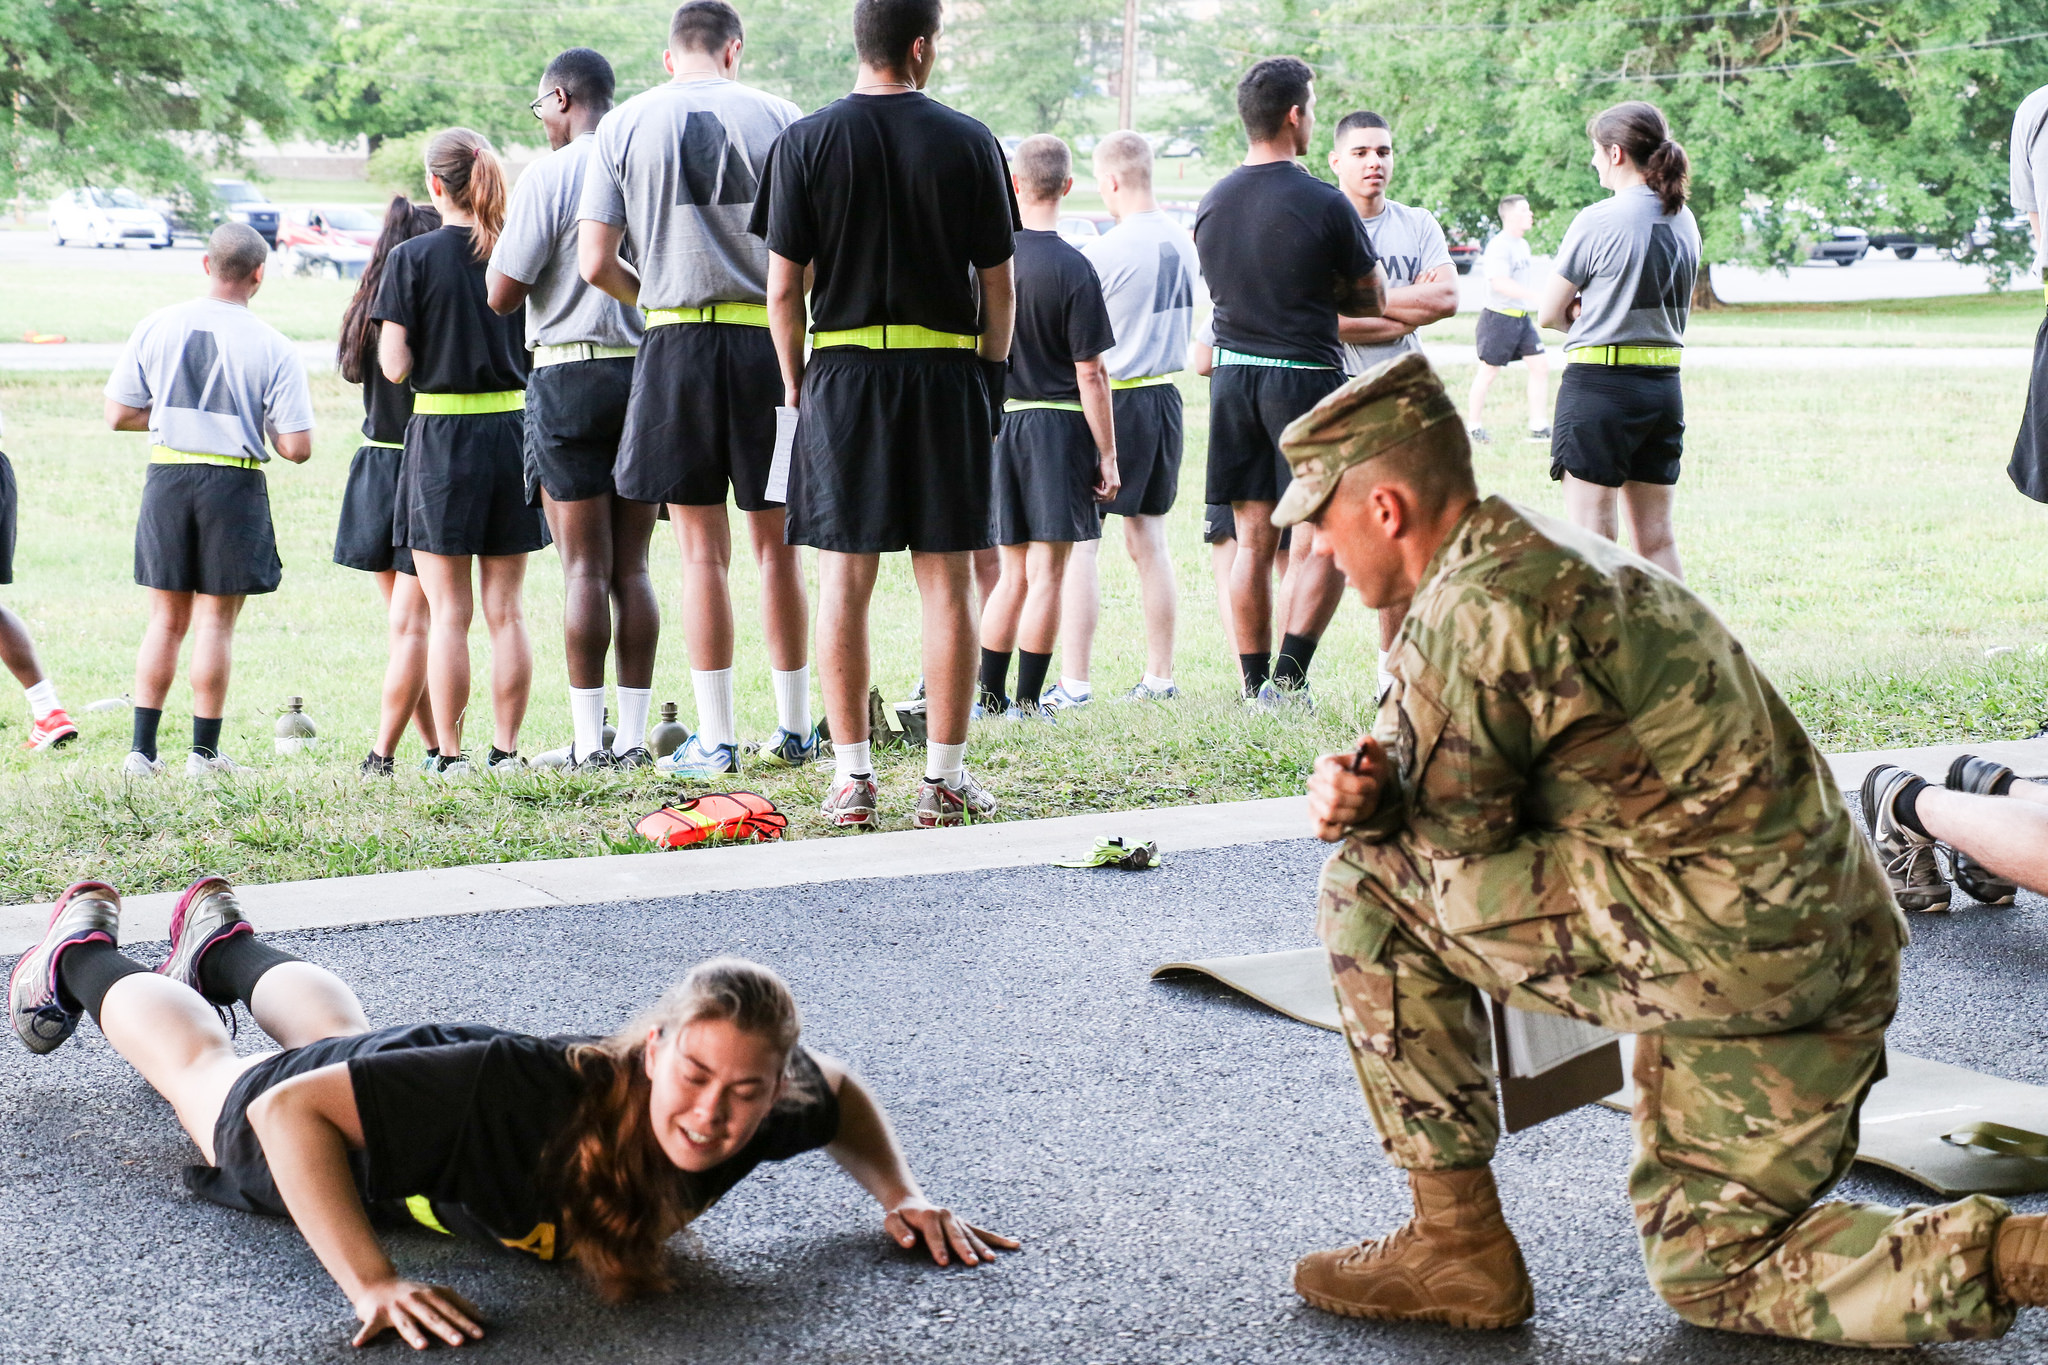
[545,959,805,1302]
[336,196,441,384]
[422,127,508,261]
[1588,100,1690,217]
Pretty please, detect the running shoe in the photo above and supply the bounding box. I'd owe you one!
[24,709,77,752]
[1527,426,1552,443]
[657,734,740,779]
[1040,683,1090,714]
[613,746,654,770]
[821,772,880,829]
[120,750,165,778]
[1859,763,1951,913]
[359,751,395,778]
[186,750,245,777]
[435,754,473,778]
[530,744,574,770]
[1468,426,1491,444]
[1003,701,1056,724]
[1944,755,2021,906]
[1250,678,1316,714]
[9,880,120,1055]
[755,724,824,769]
[486,751,527,773]
[418,753,441,773]
[576,749,619,773]
[155,875,251,1004]
[914,771,997,828]
[1120,681,1179,702]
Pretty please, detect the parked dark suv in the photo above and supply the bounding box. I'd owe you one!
[209,179,281,247]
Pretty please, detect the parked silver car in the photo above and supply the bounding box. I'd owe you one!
[48,188,171,249]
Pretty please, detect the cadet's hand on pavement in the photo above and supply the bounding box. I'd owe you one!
[885,1198,1020,1267]
[1309,737,1386,841]
[1094,451,1121,503]
[351,1279,484,1350]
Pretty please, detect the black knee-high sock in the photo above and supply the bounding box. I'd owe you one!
[132,706,163,762]
[1274,633,1320,688]
[55,940,150,1024]
[192,716,223,759]
[978,648,1012,711]
[1239,652,1272,696]
[196,934,302,1008]
[1015,650,1053,708]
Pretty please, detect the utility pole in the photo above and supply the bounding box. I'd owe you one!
[1118,0,1138,131]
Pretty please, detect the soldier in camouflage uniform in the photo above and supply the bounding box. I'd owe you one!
[1281,351,2048,1345]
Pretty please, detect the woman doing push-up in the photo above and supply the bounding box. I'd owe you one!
[8,878,1013,1349]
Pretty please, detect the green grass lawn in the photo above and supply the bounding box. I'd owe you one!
[0,301,2041,900]
[0,266,358,346]
[1420,289,2043,349]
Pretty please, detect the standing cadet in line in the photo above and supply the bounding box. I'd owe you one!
[105,223,314,777]
[0,402,77,753]
[2008,80,2048,504]
[752,0,1019,829]
[976,134,1118,721]
[581,0,814,778]
[1466,195,1551,445]
[375,130,547,776]
[489,48,655,769]
[1194,57,1383,707]
[338,197,442,775]
[1049,129,1203,711]
[1286,352,2048,1345]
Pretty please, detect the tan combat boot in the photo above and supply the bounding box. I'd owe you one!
[1993,1213,2048,1304]
[1293,1166,1535,1329]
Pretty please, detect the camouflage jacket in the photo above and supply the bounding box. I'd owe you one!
[1354,496,1899,977]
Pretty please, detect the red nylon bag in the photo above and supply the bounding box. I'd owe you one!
[635,791,789,848]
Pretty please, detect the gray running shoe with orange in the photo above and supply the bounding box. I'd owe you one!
[155,875,253,1004]
[1859,764,1951,913]
[1945,755,2021,906]
[9,880,121,1054]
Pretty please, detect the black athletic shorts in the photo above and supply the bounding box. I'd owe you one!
[1475,309,1544,367]
[1102,383,1182,519]
[2009,310,2048,502]
[333,445,414,576]
[396,411,551,558]
[186,1022,510,1220]
[1201,500,1290,551]
[993,407,1103,546]
[617,323,782,510]
[134,462,281,596]
[787,349,996,554]
[0,451,16,586]
[525,356,634,504]
[1205,364,1344,505]
[1549,362,1685,488]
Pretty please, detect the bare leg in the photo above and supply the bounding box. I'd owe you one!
[545,494,617,690]
[411,551,475,756]
[0,602,48,689]
[746,507,807,673]
[1210,539,1238,674]
[610,497,661,688]
[476,554,531,753]
[980,543,1029,656]
[1917,786,2048,896]
[817,550,880,747]
[1016,541,1072,656]
[1467,362,1502,427]
[1228,500,1282,661]
[1124,513,1177,682]
[1561,474,1620,543]
[134,588,195,710]
[1283,526,1347,642]
[247,961,372,1050]
[185,594,245,718]
[374,571,433,757]
[673,504,736,672]
[971,547,1001,611]
[911,550,976,748]
[1619,481,1683,580]
[1058,537,1101,685]
[1525,352,1551,430]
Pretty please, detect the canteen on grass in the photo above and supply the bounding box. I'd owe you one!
[275,697,318,755]
[649,702,688,759]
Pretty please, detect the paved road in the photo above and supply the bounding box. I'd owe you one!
[2,835,2040,1364]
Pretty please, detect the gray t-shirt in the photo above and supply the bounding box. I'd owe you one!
[1342,199,1451,375]
[1080,209,1207,381]
[2010,83,2048,270]
[1553,185,1700,351]
[578,76,801,311]
[104,297,314,463]
[491,135,643,350]
[1482,232,1537,311]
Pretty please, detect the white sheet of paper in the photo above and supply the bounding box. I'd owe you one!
[1502,1007,1616,1078]
[765,406,798,503]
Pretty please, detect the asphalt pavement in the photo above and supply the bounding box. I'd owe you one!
[2,831,2043,1364]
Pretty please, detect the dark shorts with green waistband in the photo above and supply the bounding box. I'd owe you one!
[1205,363,1344,506]
[135,462,280,596]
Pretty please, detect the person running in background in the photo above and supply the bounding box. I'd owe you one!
[1536,101,1697,581]
[977,135,1118,721]
[337,197,442,776]
[1467,194,1551,444]
[104,223,314,777]
[490,48,654,770]
[376,130,547,777]
[7,879,1015,1349]
[0,401,76,753]
[1048,129,1202,711]
[1193,56,1383,708]
[752,0,1019,830]
[580,0,813,778]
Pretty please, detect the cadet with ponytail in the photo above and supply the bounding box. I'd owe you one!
[1535,99,1700,581]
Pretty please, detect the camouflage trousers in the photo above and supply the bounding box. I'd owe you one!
[1317,832,2014,1347]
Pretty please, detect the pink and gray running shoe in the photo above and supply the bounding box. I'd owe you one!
[8,880,121,1054]
[155,875,252,1005]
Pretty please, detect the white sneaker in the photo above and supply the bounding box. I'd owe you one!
[1040,682,1091,713]
[120,750,165,778]
[486,751,527,773]
[186,751,244,777]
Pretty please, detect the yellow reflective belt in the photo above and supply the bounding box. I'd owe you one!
[149,444,261,470]
[1005,398,1085,413]
[1110,373,1175,390]
[360,438,403,451]
[531,342,639,367]
[1565,344,1683,369]
[404,1195,452,1235]
[812,324,980,351]
[1491,306,1529,319]
[644,303,771,328]
[411,390,525,415]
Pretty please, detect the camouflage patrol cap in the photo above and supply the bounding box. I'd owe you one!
[1271,352,1462,527]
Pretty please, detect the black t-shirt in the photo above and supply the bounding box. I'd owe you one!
[1193,162,1379,369]
[1007,229,1115,404]
[359,363,413,446]
[749,92,1020,336]
[370,226,528,395]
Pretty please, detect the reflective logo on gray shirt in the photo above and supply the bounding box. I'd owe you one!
[1081,209,1207,382]
[1342,199,1451,376]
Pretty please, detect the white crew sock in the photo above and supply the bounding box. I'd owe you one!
[926,739,966,789]
[1060,676,1090,699]
[1142,673,1174,692]
[615,686,652,756]
[834,738,872,780]
[691,668,736,748]
[24,679,59,720]
[568,686,607,761]
[771,665,812,736]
